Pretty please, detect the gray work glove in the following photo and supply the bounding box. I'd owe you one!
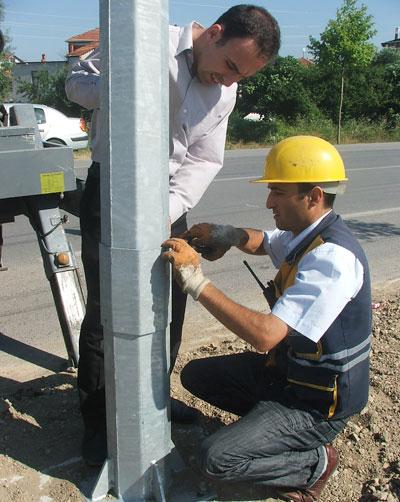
[182,223,246,261]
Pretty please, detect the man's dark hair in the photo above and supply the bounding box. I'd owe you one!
[297,183,336,208]
[215,4,280,61]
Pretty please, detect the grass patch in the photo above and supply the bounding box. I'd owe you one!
[227,116,400,148]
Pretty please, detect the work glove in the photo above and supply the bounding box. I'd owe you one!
[182,223,245,261]
[162,238,210,300]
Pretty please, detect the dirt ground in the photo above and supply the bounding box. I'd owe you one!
[0,282,400,502]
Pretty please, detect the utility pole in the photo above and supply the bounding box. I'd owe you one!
[90,0,171,500]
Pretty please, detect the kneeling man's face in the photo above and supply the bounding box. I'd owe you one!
[266,183,312,235]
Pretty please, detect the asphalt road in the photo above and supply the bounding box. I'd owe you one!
[1,142,399,388]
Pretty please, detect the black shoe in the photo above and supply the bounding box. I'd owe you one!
[82,428,107,467]
[171,398,198,424]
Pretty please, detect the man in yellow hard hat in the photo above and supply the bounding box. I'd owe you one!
[162,136,371,501]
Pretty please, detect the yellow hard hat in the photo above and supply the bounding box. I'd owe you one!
[252,136,348,194]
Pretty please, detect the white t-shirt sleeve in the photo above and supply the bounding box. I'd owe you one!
[271,242,364,342]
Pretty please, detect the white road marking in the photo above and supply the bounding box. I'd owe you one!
[342,207,400,219]
[350,164,400,172]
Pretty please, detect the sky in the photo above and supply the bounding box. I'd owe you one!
[2,0,400,62]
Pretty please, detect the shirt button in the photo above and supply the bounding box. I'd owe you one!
[183,109,187,113]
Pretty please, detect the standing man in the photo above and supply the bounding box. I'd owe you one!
[163,136,371,501]
[65,4,280,466]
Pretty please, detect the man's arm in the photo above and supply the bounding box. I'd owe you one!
[198,282,289,351]
[238,228,266,255]
[65,50,100,110]
[162,237,289,352]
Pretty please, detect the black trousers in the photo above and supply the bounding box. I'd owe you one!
[78,161,187,431]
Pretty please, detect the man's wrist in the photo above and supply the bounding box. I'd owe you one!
[191,276,211,300]
[180,265,211,300]
[212,224,245,247]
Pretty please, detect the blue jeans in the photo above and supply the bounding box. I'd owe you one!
[181,352,347,489]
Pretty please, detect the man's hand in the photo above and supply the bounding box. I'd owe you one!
[162,238,210,300]
[182,223,246,261]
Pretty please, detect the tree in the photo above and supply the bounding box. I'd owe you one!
[0,0,14,102]
[17,67,84,117]
[0,51,13,102]
[237,56,319,121]
[308,0,376,142]
[375,47,400,66]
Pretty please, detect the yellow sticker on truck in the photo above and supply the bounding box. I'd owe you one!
[40,172,65,194]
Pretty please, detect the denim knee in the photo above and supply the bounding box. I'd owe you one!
[199,435,242,481]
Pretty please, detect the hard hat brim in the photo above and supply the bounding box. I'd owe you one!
[250,178,348,194]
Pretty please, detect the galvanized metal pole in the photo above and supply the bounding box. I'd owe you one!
[93,0,171,500]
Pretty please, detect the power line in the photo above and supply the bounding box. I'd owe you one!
[5,9,97,22]
[8,33,69,40]
[170,1,314,15]
[5,21,86,29]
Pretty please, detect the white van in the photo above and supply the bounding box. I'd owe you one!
[4,103,88,150]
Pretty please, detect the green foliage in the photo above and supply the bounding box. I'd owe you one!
[0,0,14,101]
[307,0,377,141]
[227,114,400,148]
[308,0,376,72]
[237,56,319,121]
[272,116,336,144]
[17,67,84,117]
[0,54,13,101]
[374,48,400,66]
[347,65,397,122]
[227,110,276,144]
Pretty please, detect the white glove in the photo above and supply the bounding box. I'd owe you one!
[162,238,211,300]
[177,264,210,300]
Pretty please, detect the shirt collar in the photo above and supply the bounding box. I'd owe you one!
[286,210,332,256]
[176,21,203,56]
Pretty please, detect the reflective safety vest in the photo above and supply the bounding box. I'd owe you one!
[272,211,371,419]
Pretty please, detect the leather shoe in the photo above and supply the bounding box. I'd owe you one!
[171,398,198,424]
[278,445,339,501]
[82,428,107,467]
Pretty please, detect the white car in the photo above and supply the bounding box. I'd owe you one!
[4,103,88,150]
